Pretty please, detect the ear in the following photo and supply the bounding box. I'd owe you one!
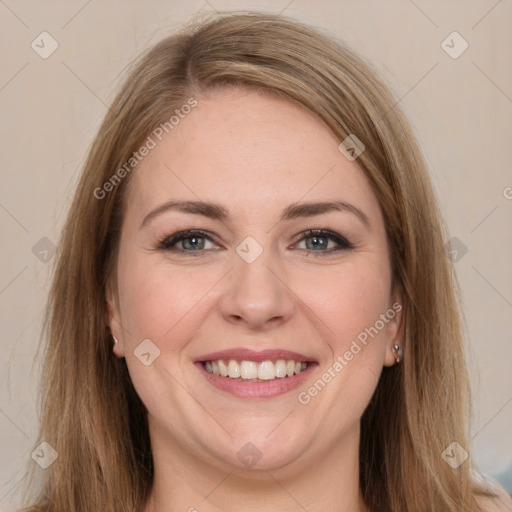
[106,278,126,358]
[383,287,405,367]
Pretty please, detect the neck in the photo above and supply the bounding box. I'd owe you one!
[144,420,369,512]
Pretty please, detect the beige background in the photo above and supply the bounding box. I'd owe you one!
[1,0,511,509]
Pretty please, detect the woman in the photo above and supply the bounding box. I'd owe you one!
[22,11,511,512]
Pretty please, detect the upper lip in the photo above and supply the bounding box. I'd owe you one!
[195,348,317,363]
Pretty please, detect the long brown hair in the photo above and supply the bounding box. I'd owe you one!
[22,10,499,511]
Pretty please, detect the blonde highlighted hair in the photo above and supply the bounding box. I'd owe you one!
[22,10,500,512]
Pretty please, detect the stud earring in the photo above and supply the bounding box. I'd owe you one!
[113,336,118,345]
[392,344,402,364]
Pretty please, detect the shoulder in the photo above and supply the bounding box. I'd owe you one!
[475,480,512,512]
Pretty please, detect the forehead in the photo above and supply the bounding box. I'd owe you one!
[125,88,383,225]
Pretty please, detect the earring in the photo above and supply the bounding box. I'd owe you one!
[392,344,402,364]
[113,336,118,345]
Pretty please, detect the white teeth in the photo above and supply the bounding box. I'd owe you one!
[203,358,309,380]
[258,361,275,380]
[240,361,258,379]
[218,360,228,377]
[286,360,295,377]
[274,360,287,378]
[227,359,240,378]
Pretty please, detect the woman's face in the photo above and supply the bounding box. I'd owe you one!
[108,87,402,474]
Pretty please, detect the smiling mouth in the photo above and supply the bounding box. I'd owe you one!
[200,359,312,382]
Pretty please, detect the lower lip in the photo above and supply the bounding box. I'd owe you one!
[195,362,318,399]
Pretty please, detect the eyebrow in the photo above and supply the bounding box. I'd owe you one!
[140,200,371,231]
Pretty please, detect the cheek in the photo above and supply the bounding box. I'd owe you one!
[115,257,210,414]
[293,262,393,423]
[293,258,392,353]
[117,254,218,343]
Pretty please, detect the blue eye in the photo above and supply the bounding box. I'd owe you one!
[158,229,353,255]
[295,229,353,253]
[158,230,216,253]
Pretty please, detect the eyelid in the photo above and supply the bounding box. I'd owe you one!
[157,229,218,251]
[290,229,354,252]
[158,228,354,255]
[290,228,350,244]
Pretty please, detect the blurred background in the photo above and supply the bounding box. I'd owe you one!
[0,0,511,509]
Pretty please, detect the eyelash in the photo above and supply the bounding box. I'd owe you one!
[157,229,354,256]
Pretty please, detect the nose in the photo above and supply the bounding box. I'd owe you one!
[218,249,295,330]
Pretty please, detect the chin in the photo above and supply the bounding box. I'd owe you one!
[209,428,310,473]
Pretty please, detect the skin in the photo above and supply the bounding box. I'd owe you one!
[107,87,404,512]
